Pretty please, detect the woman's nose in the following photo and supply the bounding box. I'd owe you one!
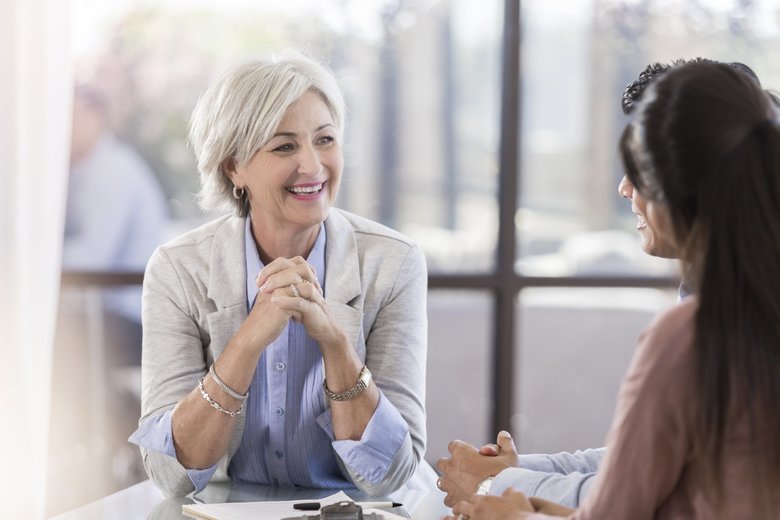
[297,143,322,176]
[618,175,633,199]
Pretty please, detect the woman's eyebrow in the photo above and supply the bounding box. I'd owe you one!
[271,123,335,138]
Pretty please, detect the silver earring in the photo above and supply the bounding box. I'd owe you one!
[232,186,245,199]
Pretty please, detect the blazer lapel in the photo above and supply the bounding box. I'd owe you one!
[205,216,248,361]
[324,210,365,357]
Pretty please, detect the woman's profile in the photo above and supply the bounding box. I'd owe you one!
[447,61,780,519]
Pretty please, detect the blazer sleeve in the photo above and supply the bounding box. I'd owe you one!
[136,247,231,497]
[344,241,429,495]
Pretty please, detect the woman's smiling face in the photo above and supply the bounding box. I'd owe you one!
[618,174,677,259]
[227,89,343,234]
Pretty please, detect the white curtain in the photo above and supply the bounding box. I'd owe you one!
[0,0,72,518]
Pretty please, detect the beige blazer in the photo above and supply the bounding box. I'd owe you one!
[137,209,429,497]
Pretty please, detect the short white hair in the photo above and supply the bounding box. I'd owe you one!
[188,52,346,216]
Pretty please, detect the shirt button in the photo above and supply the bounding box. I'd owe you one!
[275,450,284,459]
[274,407,284,416]
[275,362,286,372]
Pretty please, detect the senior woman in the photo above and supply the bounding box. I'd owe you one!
[129,54,432,497]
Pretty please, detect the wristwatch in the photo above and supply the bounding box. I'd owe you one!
[476,476,494,495]
[323,366,372,401]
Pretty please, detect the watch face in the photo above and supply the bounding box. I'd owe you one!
[477,476,494,495]
[361,367,372,385]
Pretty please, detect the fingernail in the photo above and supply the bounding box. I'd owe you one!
[259,282,269,292]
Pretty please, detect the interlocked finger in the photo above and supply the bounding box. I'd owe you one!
[295,279,326,306]
[257,258,322,295]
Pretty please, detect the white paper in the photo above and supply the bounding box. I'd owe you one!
[181,491,408,520]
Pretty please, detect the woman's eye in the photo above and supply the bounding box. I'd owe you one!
[273,143,295,153]
[318,135,335,145]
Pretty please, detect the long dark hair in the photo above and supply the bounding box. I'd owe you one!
[620,62,780,510]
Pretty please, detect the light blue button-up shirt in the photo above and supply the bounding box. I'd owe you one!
[130,218,408,492]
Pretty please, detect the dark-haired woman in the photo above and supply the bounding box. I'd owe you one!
[446,61,780,519]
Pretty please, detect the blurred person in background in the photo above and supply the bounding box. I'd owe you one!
[129,53,435,497]
[446,60,780,519]
[64,85,169,366]
[46,85,170,514]
[436,58,777,510]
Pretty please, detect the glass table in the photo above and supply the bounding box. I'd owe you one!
[50,479,451,520]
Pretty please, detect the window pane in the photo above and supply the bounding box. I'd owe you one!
[426,290,493,462]
[70,0,502,273]
[513,287,678,453]
[517,0,780,276]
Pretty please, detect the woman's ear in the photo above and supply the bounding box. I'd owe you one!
[221,157,239,183]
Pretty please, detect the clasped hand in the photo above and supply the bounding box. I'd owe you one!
[436,431,521,507]
[243,256,338,348]
[437,431,573,519]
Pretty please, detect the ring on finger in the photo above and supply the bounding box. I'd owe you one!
[457,515,469,520]
[289,284,300,298]
[436,477,444,490]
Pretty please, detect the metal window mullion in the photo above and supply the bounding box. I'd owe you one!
[493,0,523,436]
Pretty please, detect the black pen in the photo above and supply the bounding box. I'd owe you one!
[293,501,403,510]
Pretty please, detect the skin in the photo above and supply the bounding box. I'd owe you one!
[437,167,677,516]
[442,488,534,520]
[171,90,379,470]
[617,175,676,258]
[441,490,574,520]
[436,431,521,508]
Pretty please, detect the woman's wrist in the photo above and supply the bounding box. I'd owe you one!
[317,325,350,353]
[320,330,366,390]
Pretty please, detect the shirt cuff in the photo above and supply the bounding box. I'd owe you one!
[518,448,606,474]
[492,467,549,496]
[492,467,595,509]
[128,411,177,457]
[316,392,409,485]
[128,410,219,493]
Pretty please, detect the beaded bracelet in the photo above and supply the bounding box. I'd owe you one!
[209,364,249,401]
[198,376,244,417]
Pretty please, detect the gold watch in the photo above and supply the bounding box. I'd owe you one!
[323,366,372,401]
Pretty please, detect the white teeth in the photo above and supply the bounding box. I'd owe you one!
[287,183,323,194]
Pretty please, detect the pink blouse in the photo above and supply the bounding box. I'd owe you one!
[529,297,778,519]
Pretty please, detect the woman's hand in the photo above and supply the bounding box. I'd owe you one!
[257,256,342,344]
[529,497,574,516]
[239,290,298,351]
[443,489,535,520]
[256,255,324,295]
[437,431,521,507]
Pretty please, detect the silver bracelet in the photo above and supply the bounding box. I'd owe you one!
[198,376,244,417]
[324,366,373,401]
[209,364,249,401]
